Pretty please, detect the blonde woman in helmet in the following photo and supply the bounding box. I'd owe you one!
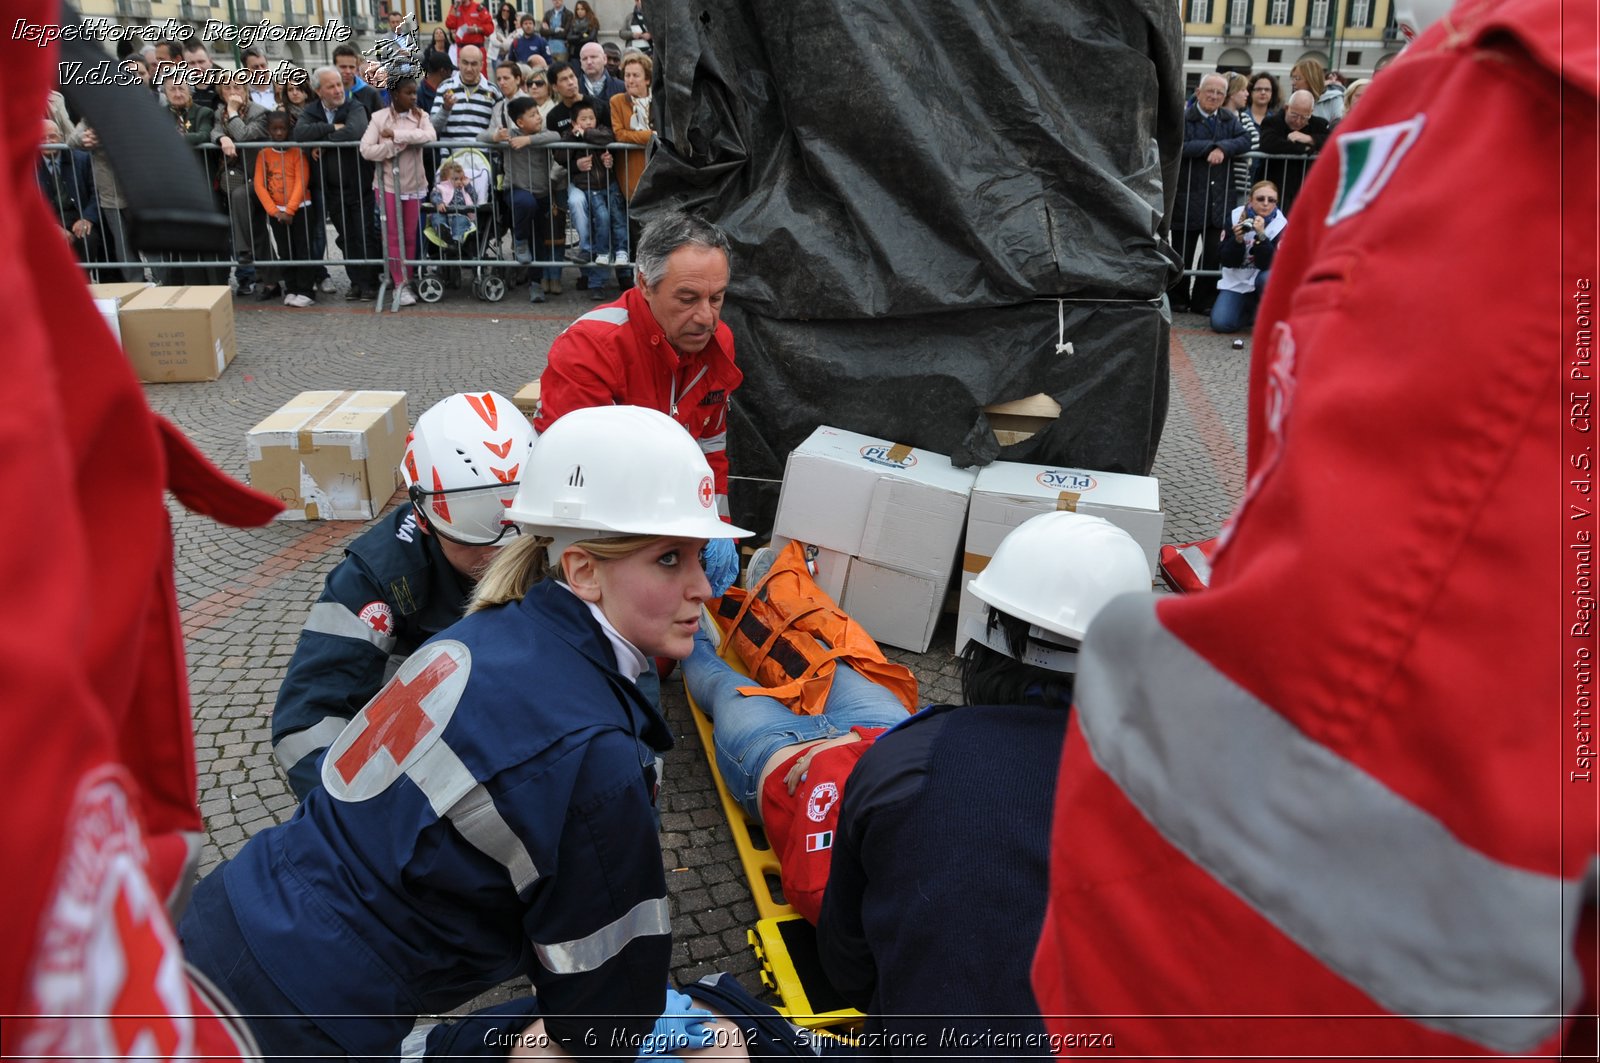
[180,405,751,1062]
[271,390,535,801]
[813,511,1151,1050]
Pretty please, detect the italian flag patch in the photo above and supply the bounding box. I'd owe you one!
[805,831,833,852]
[1326,114,1425,227]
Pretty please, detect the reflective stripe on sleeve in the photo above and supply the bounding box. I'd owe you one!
[534,896,671,975]
[407,734,543,896]
[1073,594,1588,1054]
[1176,543,1213,586]
[715,494,729,519]
[399,1018,436,1062]
[303,601,399,653]
[568,306,630,330]
[272,715,351,774]
[698,432,727,454]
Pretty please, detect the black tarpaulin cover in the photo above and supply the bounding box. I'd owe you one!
[631,0,1187,530]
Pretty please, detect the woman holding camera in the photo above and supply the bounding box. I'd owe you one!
[1211,179,1286,334]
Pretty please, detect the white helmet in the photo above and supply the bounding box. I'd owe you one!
[403,391,537,546]
[507,405,753,556]
[965,511,1150,671]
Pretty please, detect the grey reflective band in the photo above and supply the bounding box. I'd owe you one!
[302,601,399,653]
[447,783,540,895]
[399,1018,436,1062]
[1074,594,1589,1054]
[570,306,630,329]
[534,896,671,975]
[698,432,728,454]
[1176,543,1213,586]
[273,715,351,773]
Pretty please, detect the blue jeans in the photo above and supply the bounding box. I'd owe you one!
[568,184,625,257]
[1211,270,1271,334]
[683,632,908,820]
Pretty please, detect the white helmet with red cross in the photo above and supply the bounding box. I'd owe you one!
[403,391,536,546]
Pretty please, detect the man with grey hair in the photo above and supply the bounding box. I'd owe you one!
[1171,72,1250,315]
[295,66,383,299]
[535,211,743,589]
[1258,89,1331,213]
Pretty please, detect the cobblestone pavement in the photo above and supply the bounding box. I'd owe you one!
[147,287,1247,1012]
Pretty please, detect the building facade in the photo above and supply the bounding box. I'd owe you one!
[1181,0,1404,94]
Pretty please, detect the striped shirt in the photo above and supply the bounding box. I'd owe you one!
[428,74,503,140]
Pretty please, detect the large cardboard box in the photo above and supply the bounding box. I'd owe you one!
[956,461,1164,653]
[118,286,237,383]
[88,282,153,346]
[513,380,541,419]
[773,426,977,652]
[247,391,410,520]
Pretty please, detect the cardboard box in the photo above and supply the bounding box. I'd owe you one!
[118,286,237,383]
[513,380,541,419]
[88,282,152,347]
[773,427,977,652]
[247,391,410,520]
[955,461,1164,653]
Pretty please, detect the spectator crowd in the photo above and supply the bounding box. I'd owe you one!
[40,0,659,309]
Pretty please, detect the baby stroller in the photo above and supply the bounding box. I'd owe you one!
[417,145,508,303]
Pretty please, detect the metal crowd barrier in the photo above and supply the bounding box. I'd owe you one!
[40,137,649,313]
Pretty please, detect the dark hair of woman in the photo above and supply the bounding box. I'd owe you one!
[959,608,1077,709]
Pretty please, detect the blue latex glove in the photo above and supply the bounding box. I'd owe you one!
[701,537,739,597]
[637,988,718,1059]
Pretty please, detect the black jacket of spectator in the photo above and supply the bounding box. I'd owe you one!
[546,95,599,142]
[580,71,625,114]
[1257,111,1331,213]
[38,149,99,231]
[295,95,375,199]
[1175,100,1250,232]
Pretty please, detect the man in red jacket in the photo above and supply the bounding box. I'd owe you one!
[2,3,283,1056]
[537,211,741,514]
[445,0,493,51]
[1031,0,1599,1057]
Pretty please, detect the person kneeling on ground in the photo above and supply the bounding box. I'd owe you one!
[1211,180,1286,334]
[179,405,752,1061]
[815,512,1152,1054]
[271,391,536,799]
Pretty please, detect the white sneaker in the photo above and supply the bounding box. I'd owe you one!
[287,293,314,308]
[397,286,418,307]
[613,250,630,266]
[699,604,724,652]
[317,277,336,294]
[744,545,776,590]
[284,292,294,306]
[593,252,612,266]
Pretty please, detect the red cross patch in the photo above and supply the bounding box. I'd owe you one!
[358,600,394,635]
[698,475,714,509]
[17,769,208,1060]
[324,640,472,799]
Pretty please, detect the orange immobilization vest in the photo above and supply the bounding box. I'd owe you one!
[715,541,918,716]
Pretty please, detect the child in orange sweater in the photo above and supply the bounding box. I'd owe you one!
[252,111,318,307]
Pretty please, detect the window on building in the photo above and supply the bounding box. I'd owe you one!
[1267,48,1283,61]
[1188,46,1205,61]
[1267,0,1291,24]
[1186,73,1203,98]
[1347,50,1363,65]
[1348,0,1372,25]
[1309,0,1331,27]
[1228,0,1249,24]
[423,0,442,22]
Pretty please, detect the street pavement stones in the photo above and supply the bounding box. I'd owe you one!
[147,293,1247,1016]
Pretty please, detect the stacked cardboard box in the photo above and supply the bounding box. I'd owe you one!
[118,286,237,383]
[87,281,153,347]
[772,426,977,652]
[247,391,410,520]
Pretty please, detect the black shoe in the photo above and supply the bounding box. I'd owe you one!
[257,285,282,301]
[1169,300,1190,314]
[345,286,368,301]
[236,283,258,298]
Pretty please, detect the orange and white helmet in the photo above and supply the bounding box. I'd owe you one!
[403,391,536,545]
